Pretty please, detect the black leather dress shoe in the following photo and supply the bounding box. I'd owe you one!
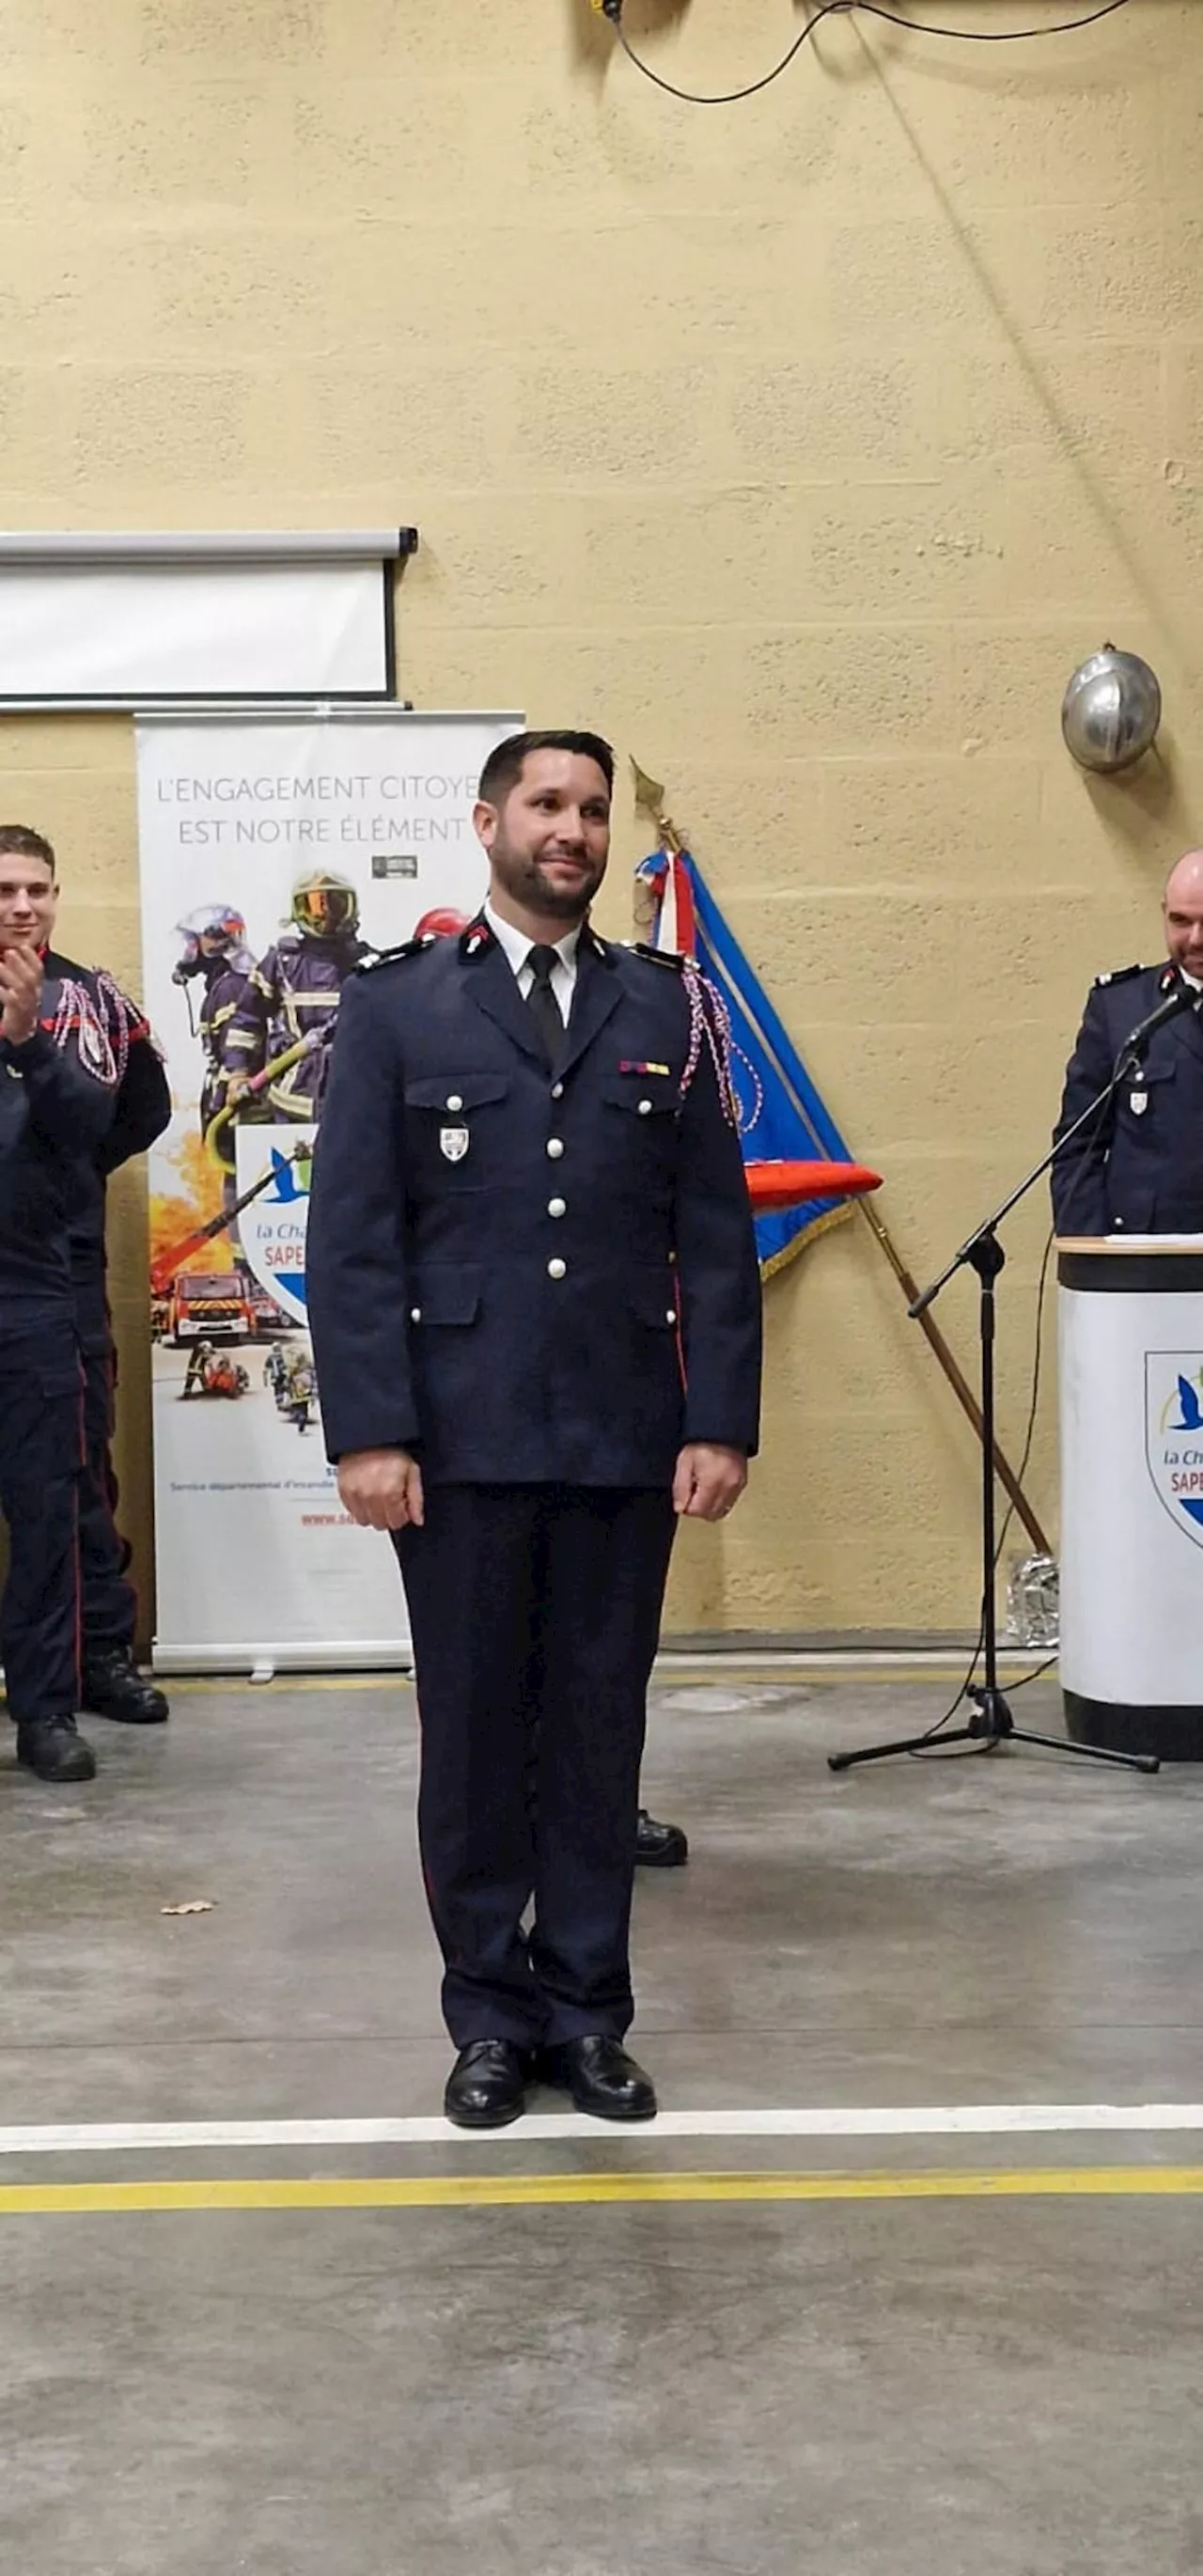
[538,2036,657,2122]
[16,1714,97,1783]
[81,1647,169,1725]
[444,2040,530,2130]
[635,1806,689,1868]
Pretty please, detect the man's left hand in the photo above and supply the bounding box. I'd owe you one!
[672,1443,748,1522]
[0,941,43,1047]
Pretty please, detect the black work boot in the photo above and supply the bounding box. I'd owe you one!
[17,1714,97,1782]
[81,1647,169,1725]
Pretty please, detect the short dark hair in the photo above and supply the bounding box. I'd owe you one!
[0,824,55,876]
[477,730,615,808]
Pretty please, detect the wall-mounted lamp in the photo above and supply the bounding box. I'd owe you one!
[1062,643,1163,775]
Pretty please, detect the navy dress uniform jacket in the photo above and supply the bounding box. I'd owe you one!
[44,949,171,1654]
[0,978,123,1330]
[1052,963,1203,1237]
[307,919,762,1486]
[44,949,171,1346]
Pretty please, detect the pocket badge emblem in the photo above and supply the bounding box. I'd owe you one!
[440,1125,470,1162]
[1130,1090,1148,1116]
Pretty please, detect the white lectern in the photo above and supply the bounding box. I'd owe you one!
[1058,1236,1203,1759]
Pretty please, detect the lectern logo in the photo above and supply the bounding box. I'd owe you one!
[1145,1352,1203,1545]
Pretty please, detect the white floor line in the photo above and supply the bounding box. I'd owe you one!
[655,1652,1048,1673]
[0,2104,1199,2156]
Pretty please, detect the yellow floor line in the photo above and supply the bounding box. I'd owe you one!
[1,2166,1201,2216]
[159,1665,1034,1698]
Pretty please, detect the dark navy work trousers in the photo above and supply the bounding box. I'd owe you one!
[396,1483,677,2049]
[77,1338,138,1653]
[0,1321,85,1725]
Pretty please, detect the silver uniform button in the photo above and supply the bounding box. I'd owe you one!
[666,1309,677,1324]
[551,1081,564,1100]
[546,1136,565,1159]
[410,1306,422,1322]
[548,1197,567,1218]
[445,1093,462,1113]
[547,1257,567,1281]
[638,1099,653,1116]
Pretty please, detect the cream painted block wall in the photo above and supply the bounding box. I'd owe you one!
[0,0,1198,1640]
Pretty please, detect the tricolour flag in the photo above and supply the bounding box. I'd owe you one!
[637,844,854,1279]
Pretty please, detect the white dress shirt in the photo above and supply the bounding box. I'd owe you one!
[484,901,580,1028]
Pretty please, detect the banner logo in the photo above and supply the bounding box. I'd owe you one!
[1145,1351,1203,1546]
[234,1126,315,1324]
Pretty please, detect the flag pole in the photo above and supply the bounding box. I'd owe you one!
[631,759,1052,1559]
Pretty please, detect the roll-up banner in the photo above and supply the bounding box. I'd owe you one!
[135,710,521,1673]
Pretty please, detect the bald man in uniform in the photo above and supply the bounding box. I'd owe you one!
[1053,849,1203,1236]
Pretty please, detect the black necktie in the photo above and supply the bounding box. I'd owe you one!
[525,944,564,1065]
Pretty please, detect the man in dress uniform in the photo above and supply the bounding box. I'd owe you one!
[42,913,172,1726]
[1053,848,1203,1235]
[308,731,762,2128]
[0,829,139,1781]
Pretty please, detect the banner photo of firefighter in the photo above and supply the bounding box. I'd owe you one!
[136,711,520,1670]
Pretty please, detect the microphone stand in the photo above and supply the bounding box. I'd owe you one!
[828,1028,1174,1778]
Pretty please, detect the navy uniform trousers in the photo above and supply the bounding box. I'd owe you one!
[0,1319,85,1725]
[397,1484,677,2049]
[74,1292,138,1656]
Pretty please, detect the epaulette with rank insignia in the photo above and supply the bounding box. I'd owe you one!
[356,935,437,976]
[1093,963,1146,989]
[630,941,684,971]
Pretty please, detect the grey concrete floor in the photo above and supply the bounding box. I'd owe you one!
[3,1669,1203,2575]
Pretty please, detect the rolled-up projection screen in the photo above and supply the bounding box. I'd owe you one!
[0,529,417,706]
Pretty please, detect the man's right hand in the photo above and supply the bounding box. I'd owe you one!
[336,1448,425,1531]
[0,940,44,1047]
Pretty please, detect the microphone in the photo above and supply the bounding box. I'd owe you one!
[1119,972,1198,1056]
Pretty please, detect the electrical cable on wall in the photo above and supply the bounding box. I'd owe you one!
[593,0,1135,108]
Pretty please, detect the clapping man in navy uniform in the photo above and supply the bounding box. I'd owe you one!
[0,826,171,1753]
[1054,848,1203,1235]
[308,730,762,2128]
[0,828,150,1780]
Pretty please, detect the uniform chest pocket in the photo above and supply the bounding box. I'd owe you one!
[601,1079,680,1124]
[403,1073,509,1172]
[1118,1063,1175,1122]
[404,1074,510,1115]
